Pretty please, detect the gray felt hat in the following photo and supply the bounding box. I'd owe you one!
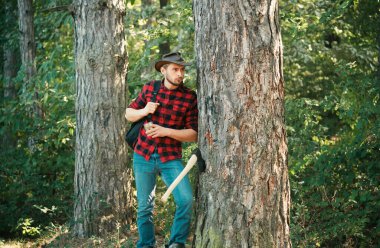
[154,52,191,72]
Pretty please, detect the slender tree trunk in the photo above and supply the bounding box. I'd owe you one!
[4,0,19,100]
[3,50,19,148]
[142,0,154,43]
[17,0,42,151]
[3,0,20,148]
[193,0,291,247]
[3,50,18,100]
[18,0,42,119]
[142,0,153,7]
[377,25,380,82]
[159,0,170,55]
[73,0,133,237]
[17,0,36,84]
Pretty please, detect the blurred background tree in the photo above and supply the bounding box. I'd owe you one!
[0,0,379,247]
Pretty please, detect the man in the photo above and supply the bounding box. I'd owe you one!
[125,52,198,248]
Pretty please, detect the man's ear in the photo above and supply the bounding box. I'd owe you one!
[160,67,166,74]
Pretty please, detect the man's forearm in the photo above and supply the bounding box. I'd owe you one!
[125,108,147,122]
[166,128,198,142]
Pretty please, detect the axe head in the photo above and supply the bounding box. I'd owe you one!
[192,148,206,173]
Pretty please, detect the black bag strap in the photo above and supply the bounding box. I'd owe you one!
[147,80,161,120]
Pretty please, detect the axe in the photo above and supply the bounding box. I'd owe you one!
[161,148,205,203]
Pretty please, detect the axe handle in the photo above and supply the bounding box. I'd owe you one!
[161,154,198,203]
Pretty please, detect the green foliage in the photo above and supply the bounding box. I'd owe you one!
[1,0,196,240]
[287,72,380,247]
[282,0,380,246]
[0,0,75,237]
[125,0,196,98]
[1,0,379,246]
[16,218,41,237]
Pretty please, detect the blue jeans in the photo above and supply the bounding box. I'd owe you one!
[133,152,193,248]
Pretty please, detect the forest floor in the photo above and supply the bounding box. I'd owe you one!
[1,180,194,247]
[0,224,193,248]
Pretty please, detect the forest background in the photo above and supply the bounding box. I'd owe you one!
[0,0,379,247]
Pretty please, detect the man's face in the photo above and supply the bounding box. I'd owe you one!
[161,63,185,85]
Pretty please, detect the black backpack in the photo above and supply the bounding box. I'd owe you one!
[125,80,161,149]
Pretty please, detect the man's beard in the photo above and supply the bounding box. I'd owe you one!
[166,76,182,87]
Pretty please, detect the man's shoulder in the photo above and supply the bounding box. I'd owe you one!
[181,85,197,98]
[145,79,160,87]
[142,80,161,91]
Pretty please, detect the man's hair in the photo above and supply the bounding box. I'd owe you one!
[160,63,170,73]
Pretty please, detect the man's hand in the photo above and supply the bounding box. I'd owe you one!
[144,102,160,116]
[146,124,197,142]
[146,124,169,138]
[125,102,159,122]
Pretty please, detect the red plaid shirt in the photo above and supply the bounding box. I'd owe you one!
[128,80,198,162]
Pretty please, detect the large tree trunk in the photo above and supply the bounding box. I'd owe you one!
[73,0,133,237]
[193,0,291,247]
[18,0,42,144]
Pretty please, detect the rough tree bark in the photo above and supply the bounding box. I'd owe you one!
[18,0,42,142]
[193,0,291,247]
[17,0,36,84]
[73,0,133,237]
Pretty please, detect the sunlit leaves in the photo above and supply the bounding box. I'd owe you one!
[283,0,380,246]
